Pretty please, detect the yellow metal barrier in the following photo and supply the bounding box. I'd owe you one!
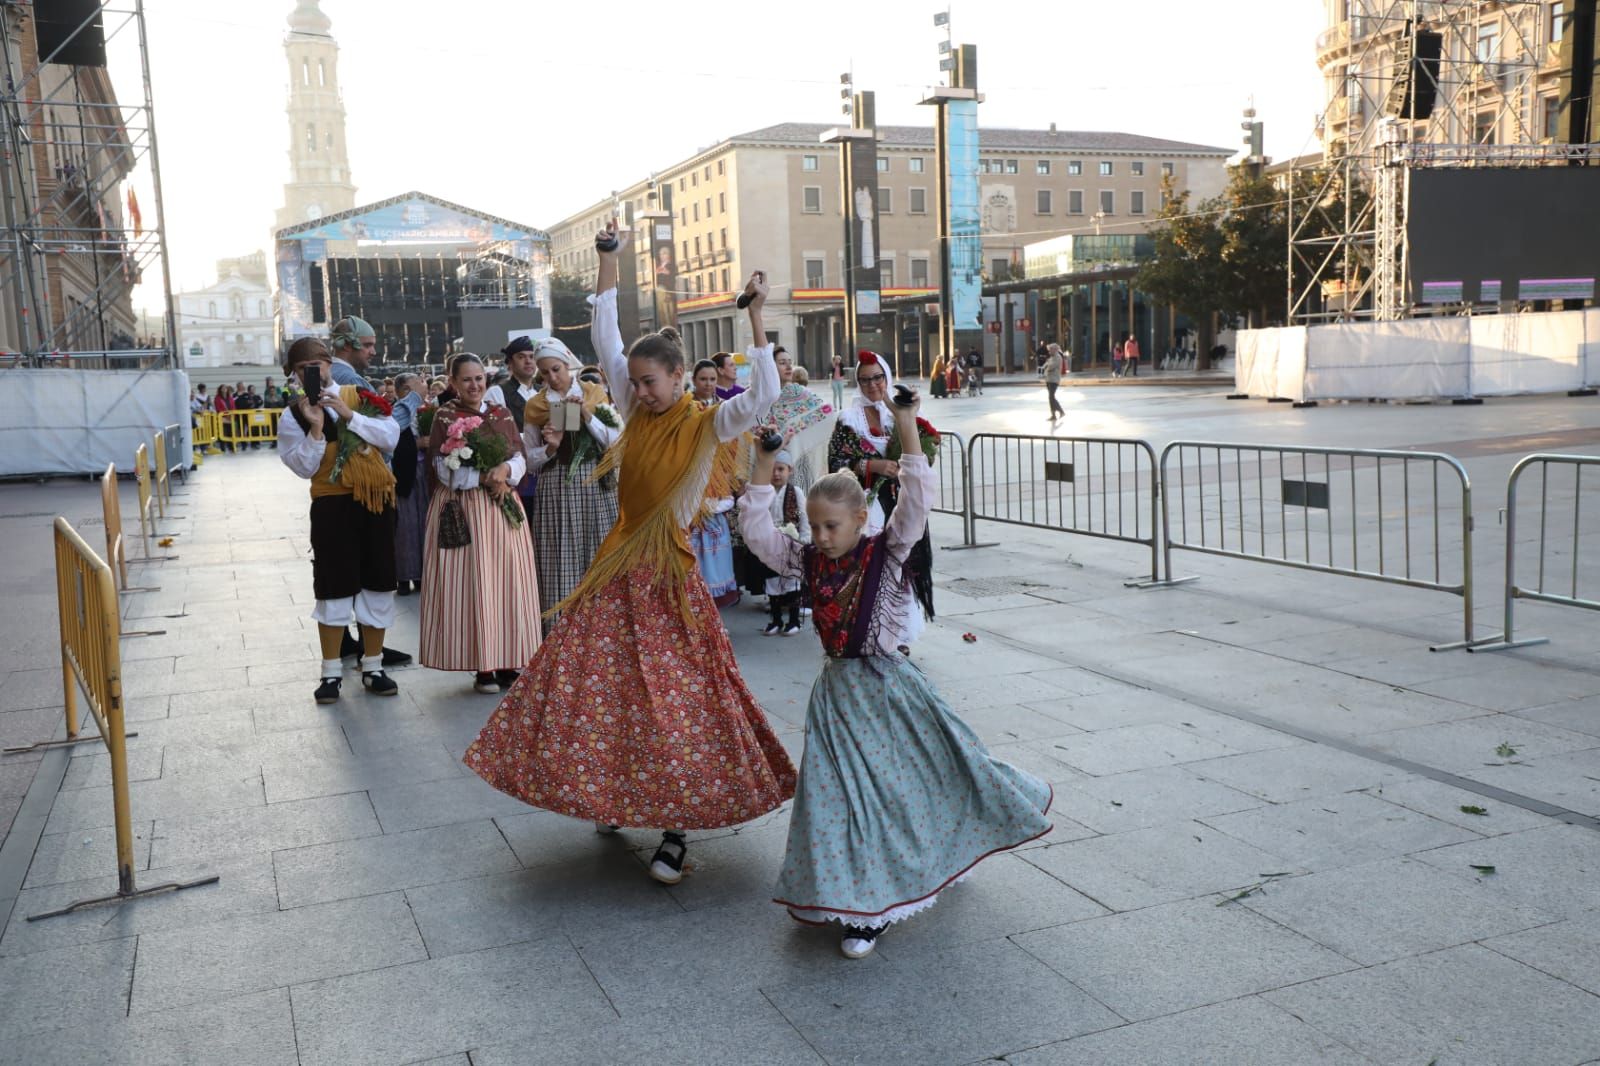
[132,444,177,565]
[192,411,220,456]
[99,463,166,618]
[25,518,216,920]
[152,430,169,518]
[216,408,279,448]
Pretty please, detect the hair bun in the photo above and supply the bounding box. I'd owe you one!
[657,326,682,344]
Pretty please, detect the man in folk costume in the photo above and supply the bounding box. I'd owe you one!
[518,336,622,632]
[325,315,414,669]
[826,349,940,646]
[277,338,401,704]
[485,335,543,527]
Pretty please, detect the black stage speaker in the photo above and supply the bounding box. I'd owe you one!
[1389,29,1442,120]
[35,0,107,68]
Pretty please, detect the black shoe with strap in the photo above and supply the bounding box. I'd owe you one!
[314,676,342,705]
[380,646,412,668]
[361,670,398,697]
[648,831,687,885]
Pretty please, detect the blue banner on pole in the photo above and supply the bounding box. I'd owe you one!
[946,100,982,332]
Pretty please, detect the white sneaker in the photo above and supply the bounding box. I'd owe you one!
[648,832,687,885]
[841,924,884,959]
[594,822,620,835]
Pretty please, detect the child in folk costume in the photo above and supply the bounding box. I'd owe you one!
[758,451,809,635]
[519,337,623,633]
[466,222,796,886]
[687,359,741,608]
[419,353,542,695]
[741,389,1053,959]
[276,338,401,704]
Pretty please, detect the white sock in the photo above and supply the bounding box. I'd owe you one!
[360,655,382,674]
[320,659,342,679]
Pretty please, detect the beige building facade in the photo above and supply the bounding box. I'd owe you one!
[547,122,1230,371]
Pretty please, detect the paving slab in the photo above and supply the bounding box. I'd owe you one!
[1411,825,1600,917]
[1047,764,1269,835]
[1364,714,1600,772]
[404,850,679,959]
[1362,777,1559,836]
[43,767,264,835]
[1046,721,1242,776]
[1199,790,1481,870]
[1263,943,1600,1066]
[367,774,537,834]
[1509,693,1600,739]
[1019,820,1306,912]
[131,891,428,1013]
[1186,744,1416,804]
[0,935,136,1041]
[763,937,1122,1066]
[149,790,381,869]
[1462,748,1600,817]
[273,817,521,909]
[23,820,153,889]
[472,991,826,1066]
[1485,907,1600,998]
[289,935,618,1066]
[6,987,298,1066]
[259,741,466,804]
[1005,995,1371,1065]
[1412,662,1600,711]
[1014,894,1355,1021]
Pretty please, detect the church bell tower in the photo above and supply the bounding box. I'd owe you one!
[275,0,357,231]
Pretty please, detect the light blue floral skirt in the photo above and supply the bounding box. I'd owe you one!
[774,653,1053,927]
[690,511,739,602]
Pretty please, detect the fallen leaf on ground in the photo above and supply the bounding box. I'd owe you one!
[1495,742,1518,758]
[1469,864,1497,875]
[1459,805,1489,816]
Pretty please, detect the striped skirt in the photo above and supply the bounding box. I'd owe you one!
[419,487,541,672]
[529,452,619,632]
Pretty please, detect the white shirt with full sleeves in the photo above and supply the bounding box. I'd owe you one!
[278,388,400,480]
[431,400,529,491]
[518,381,623,474]
[589,286,778,440]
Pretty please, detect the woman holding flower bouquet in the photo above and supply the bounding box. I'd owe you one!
[518,337,622,633]
[419,353,541,694]
[466,221,796,887]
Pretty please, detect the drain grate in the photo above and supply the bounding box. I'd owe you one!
[940,577,1050,598]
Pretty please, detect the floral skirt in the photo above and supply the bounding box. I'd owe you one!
[464,563,798,829]
[775,654,1052,927]
[690,512,739,606]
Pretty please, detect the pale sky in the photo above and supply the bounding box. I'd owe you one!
[116,0,1328,304]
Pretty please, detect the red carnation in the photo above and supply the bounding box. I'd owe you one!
[357,388,393,416]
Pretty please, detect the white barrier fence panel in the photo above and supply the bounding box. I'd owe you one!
[1234,326,1307,402]
[0,370,192,477]
[1302,319,1471,401]
[1470,310,1588,396]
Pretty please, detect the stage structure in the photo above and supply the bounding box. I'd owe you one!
[0,0,175,367]
[274,191,550,364]
[1293,0,1600,325]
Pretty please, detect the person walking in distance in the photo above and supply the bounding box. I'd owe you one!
[1123,332,1141,377]
[964,345,984,395]
[1043,342,1066,423]
[464,220,796,887]
[830,353,845,410]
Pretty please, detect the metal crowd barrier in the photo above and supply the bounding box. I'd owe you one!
[962,433,1162,582]
[192,411,220,456]
[218,408,280,447]
[23,518,215,921]
[1158,441,1477,650]
[931,431,967,522]
[162,423,187,483]
[151,430,172,519]
[132,444,178,565]
[1472,453,1600,652]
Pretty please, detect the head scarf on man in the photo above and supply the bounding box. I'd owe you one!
[330,316,375,353]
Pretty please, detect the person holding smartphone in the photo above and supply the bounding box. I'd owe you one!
[278,337,402,705]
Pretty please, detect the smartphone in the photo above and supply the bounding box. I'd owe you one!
[302,364,322,399]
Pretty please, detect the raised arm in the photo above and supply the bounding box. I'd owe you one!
[883,397,932,559]
[739,440,804,577]
[713,272,777,441]
[590,218,634,418]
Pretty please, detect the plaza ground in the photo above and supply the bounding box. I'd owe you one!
[1,382,1598,1064]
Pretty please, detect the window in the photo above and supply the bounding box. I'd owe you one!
[1131,161,1144,176]
[1346,65,1363,118]
[802,154,819,171]
[1474,111,1497,144]
[680,208,687,226]
[318,60,327,87]
[681,240,688,261]
[909,187,927,214]
[991,257,1010,282]
[1036,160,1051,175]
[1005,159,1019,174]
[804,258,825,286]
[306,123,316,151]
[721,268,729,291]
[1161,161,1175,177]
[704,165,711,180]
[258,299,267,317]
[705,197,712,216]
[1100,190,1115,214]
[909,157,925,173]
[1549,1,1566,42]
[1099,161,1113,176]
[910,258,929,286]
[1131,191,1145,215]
[1036,189,1052,214]
[691,171,698,187]
[1544,96,1561,139]
[1475,23,1498,63]
[692,203,699,222]
[1069,190,1084,214]
[208,300,216,318]
[880,188,893,213]
[717,159,725,175]
[1068,160,1082,175]
[678,177,685,191]
[301,59,309,86]
[876,157,888,173]
[718,192,725,212]
[878,258,894,286]
[694,236,701,256]
[720,227,727,249]
[802,186,822,213]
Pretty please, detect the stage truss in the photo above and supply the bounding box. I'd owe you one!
[1291,0,1594,324]
[0,0,174,366]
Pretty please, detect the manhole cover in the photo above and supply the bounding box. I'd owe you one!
[941,577,1049,598]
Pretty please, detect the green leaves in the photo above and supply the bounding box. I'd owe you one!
[1469,864,1497,876]
[1459,805,1489,816]
[1494,742,1519,758]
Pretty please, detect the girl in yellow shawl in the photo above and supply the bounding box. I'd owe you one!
[466,221,797,886]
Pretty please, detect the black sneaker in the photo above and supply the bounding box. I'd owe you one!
[781,621,803,636]
[841,924,885,959]
[648,831,687,884]
[380,646,412,668]
[494,668,520,690]
[361,670,398,697]
[314,676,342,705]
[762,621,783,636]
[473,672,500,694]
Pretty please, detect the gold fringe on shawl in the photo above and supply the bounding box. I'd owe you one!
[552,392,721,627]
[308,385,396,514]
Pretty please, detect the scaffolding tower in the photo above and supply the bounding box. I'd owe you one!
[1291,0,1598,324]
[0,0,174,366]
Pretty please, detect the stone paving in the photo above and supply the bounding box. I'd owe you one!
[0,385,1598,1064]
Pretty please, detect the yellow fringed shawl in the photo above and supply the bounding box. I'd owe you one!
[522,379,610,429]
[552,391,721,625]
[308,385,397,514]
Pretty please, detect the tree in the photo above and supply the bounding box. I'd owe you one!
[549,271,597,361]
